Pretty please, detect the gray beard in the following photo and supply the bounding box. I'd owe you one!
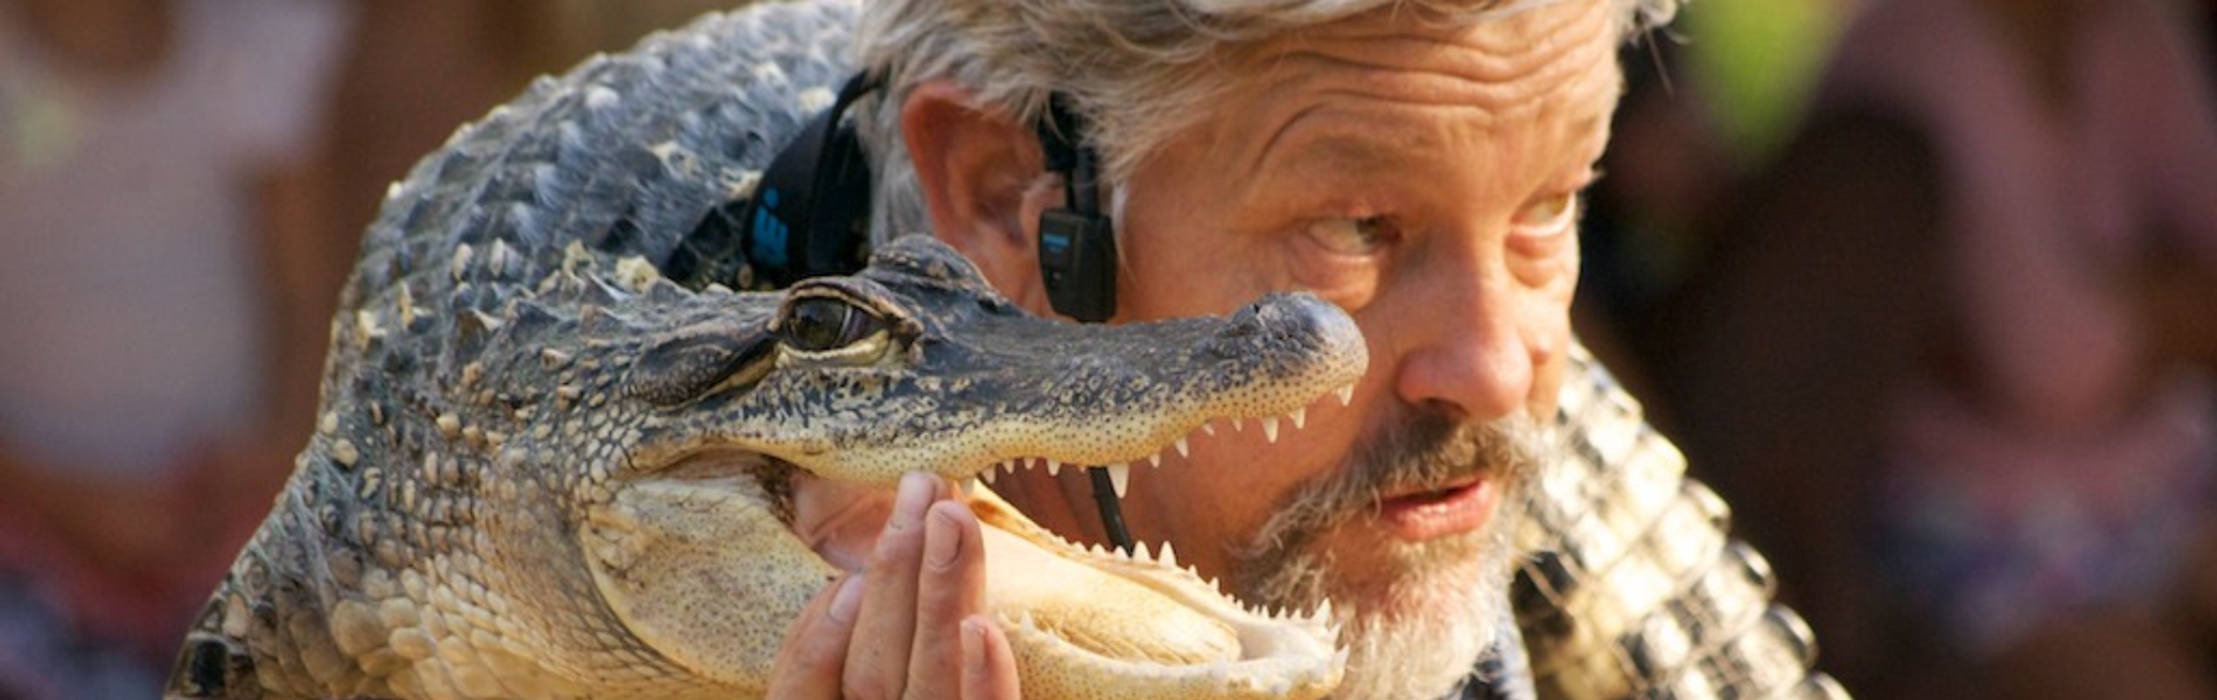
[1226,412,1545,700]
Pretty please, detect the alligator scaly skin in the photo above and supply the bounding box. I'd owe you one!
[1515,344,1851,700]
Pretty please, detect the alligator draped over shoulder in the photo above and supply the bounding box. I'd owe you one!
[166,1,1850,699]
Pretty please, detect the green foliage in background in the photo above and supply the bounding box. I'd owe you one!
[1680,0,1845,165]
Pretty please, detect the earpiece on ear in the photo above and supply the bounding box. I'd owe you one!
[1034,96,1118,323]
[1038,206,1117,322]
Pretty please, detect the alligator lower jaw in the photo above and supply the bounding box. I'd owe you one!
[778,467,1345,698]
[964,487,1345,700]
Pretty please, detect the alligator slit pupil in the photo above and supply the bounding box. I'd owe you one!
[788,299,853,350]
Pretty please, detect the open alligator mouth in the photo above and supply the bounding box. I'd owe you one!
[972,384,1361,496]
[942,383,1359,700]
[969,490,1345,700]
[601,254,1370,699]
[687,367,1361,700]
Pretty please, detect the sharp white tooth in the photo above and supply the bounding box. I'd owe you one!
[1336,384,1355,406]
[1148,452,1162,468]
[1106,463,1131,498]
[1315,599,1334,622]
[1231,417,1244,432]
[1131,541,1153,563]
[1290,407,1306,430]
[981,468,998,484]
[1174,437,1190,458]
[1159,541,1177,568]
[1045,459,1061,477]
[1261,416,1280,443]
[1201,421,1217,436]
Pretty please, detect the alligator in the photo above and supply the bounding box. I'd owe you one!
[160,2,1361,698]
[167,0,1850,699]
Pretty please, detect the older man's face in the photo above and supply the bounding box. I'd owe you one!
[1098,0,1622,690]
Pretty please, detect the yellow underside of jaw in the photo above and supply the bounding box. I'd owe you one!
[968,490,1241,665]
[961,488,1344,700]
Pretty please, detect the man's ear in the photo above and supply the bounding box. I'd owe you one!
[901,79,1060,315]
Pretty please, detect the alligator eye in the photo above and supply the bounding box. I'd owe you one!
[780,297,887,352]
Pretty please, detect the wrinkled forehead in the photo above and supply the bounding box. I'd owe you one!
[1225,0,1624,108]
[1186,0,1624,172]
[1183,0,1626,41]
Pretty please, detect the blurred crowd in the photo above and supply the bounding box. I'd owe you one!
[0,1,732,697]
[1584,0,2217,697]
[0,0,2211,698]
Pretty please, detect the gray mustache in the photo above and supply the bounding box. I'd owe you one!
[1316,411,1545,520]
[1234,411,1546,562]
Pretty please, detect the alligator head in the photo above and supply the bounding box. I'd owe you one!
[170,236,1364,700]
[578,236,1366,699]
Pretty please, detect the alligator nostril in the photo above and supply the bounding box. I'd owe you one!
[1281,294,1360,345]
[1227,294,1306,336]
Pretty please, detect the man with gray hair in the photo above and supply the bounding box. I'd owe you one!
[769,1,1686,699]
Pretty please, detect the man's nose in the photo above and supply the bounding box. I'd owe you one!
[1382,259,1537,422]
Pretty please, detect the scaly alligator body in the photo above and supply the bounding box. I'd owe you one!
[1518,346,1850,700]
[164,2,1358,699]
[168,0,1849,698]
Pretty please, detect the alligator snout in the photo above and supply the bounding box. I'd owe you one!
[1211,292,1366,370]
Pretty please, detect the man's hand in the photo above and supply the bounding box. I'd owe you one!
[770,472,1022,699]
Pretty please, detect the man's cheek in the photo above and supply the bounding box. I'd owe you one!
[1517,305,1575,419]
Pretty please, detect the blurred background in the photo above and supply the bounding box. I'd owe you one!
[0,0,2211,698]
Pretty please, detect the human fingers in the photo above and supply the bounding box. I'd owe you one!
[905,499,990,700]
[767,573,866,699]
[842,471,938,699]
[960,614,1022,700]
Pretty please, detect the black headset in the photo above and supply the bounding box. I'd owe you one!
[731,74,1119,322]
[720,74,1134,550]
[731,72,884,287]
[1029,95,1118,323]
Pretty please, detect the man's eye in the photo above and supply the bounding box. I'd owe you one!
[1305,216,1390,255]
[1514,192,1581,233]
[779,297,887,352]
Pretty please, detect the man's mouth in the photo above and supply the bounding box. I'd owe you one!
[1375,477,1497,541]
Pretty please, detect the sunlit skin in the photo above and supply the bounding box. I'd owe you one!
[977,0,1622,601]
[776,0,1627,696]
